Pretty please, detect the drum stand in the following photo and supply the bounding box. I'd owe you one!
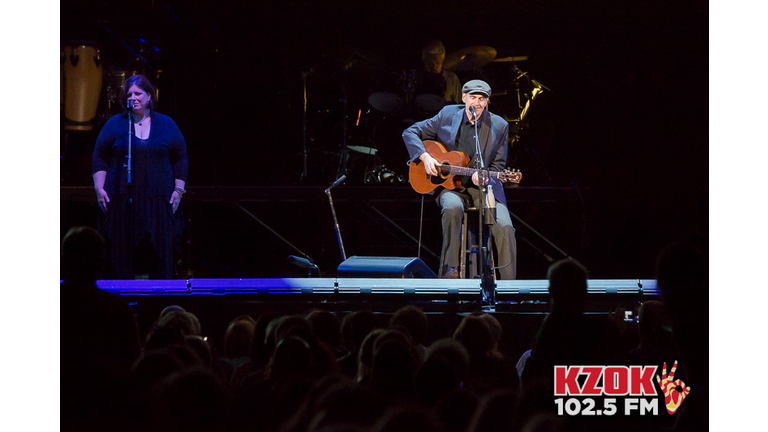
[504,72,571,265]
[300,67,312,182]
[507,66,554,184]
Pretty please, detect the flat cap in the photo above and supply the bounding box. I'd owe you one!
[461,79,491,97]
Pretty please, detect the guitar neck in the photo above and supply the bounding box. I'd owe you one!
[448,165,502,178]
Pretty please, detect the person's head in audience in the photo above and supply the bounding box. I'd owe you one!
[478,313,503,351]
[160,305,186,319]
[453,315,494,358]
[224,316,256,360]
[61,226,106,283]
[637,300,671,348]
[415,338,470,404]
[373,405,440,432]
[268,335,313,383]
[148,367,231,432]
[370,329,420,400]
[145,311,199,350]
[308,309,343,348]
[357,329,387,383]
[425,338,470,385]
[547,257,589,316]
[342,310,379,355]
[247,313,279,370]
[390,305,428,347]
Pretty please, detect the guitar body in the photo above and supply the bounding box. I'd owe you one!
[409,140,522,194]
[409,140,470,194]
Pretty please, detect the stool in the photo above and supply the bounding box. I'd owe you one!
[438,207,495,278]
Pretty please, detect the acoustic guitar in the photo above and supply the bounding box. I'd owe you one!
[409,140,522,194]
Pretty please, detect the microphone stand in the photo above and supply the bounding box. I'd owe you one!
[471,109,496,305]
[126,103,133,204]
[325,175,347,262]
[125,105,134,278]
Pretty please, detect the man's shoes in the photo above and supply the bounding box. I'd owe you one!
[442,267,459,279]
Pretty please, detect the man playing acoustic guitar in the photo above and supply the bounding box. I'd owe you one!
[403,80,517,279]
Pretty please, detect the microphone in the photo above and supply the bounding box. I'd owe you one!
[126,99,133,110]
[325,174,346,193]
[287,255,319,276]
[287,255,315,269]
[531,79,552,92]
[469,105,476,119]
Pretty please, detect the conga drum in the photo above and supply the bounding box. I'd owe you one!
[62,42,102,131]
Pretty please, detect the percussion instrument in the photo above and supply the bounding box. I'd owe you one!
[62,42,102,131]
[443,46,497,72]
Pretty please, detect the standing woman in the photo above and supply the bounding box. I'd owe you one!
[92,74,188,279]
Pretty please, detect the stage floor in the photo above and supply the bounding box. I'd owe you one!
[96,277,658,298]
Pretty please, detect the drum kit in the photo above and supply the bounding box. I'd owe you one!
[304,45,548,185]
[60,37,547,186]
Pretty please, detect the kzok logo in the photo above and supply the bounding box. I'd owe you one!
[553,361,691,416]
[656,361,691,414]
[555,365,657,396]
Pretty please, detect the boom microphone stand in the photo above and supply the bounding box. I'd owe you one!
[126,100,133,199]
[125,102,135,278]
[325,174,347,262]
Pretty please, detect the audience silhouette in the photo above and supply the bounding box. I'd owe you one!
[454,314,519,393]
[60,227,141,431]
[521,258,627,388]
[389,305,429,360]
[222,315,257,375]
[415,337,469,406]
[338,310,380,378]
[655,237,708,431]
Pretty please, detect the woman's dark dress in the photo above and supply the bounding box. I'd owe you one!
[92,112,188,279]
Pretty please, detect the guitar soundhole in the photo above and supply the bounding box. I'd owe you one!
[439,164,451,177]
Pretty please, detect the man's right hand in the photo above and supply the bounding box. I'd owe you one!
[419,152,441,177]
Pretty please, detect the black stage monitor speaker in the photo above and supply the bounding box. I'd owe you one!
[337,256,437,278]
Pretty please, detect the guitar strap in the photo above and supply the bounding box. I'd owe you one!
[479,115,491,162]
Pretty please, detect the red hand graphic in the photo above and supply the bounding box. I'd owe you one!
[656,360,691,414]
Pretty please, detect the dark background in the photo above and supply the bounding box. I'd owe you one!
[60,0,708,279]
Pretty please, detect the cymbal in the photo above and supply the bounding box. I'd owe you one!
[443,46,497,71]
[493,55,529,62]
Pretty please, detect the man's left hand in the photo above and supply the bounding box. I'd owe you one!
[472,172,489,186]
